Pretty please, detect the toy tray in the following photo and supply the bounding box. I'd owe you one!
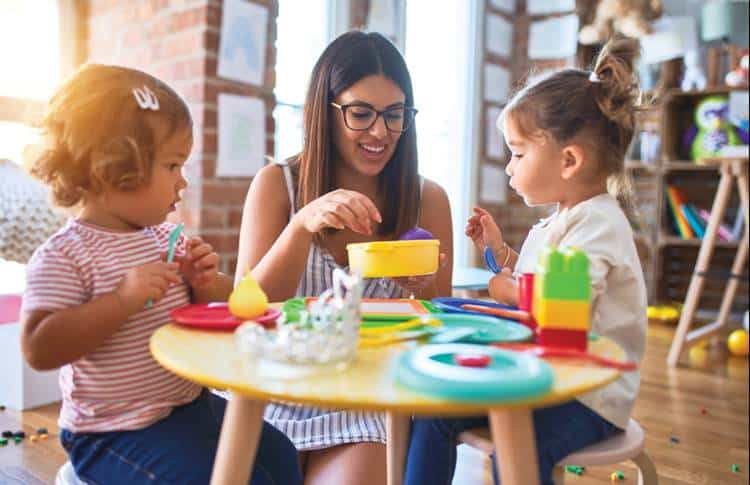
[431,297,519,320]
[430,314,532,344]
[171,303,281,330]
[394,343,553,402]
[283,297,440,324]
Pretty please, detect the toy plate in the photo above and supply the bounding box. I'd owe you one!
[171,303,281,330]
[430,314,532,344]
[431,297,520,320]
[394,343,553,402]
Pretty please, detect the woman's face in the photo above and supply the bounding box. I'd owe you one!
[331,74,406,177]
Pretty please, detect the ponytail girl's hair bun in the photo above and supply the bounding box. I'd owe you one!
[590,36,641,134]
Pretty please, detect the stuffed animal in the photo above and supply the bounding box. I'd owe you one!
[725,52,749,87]
[681,49,707,91]
[683,95,741,161]
[579,0,663,45]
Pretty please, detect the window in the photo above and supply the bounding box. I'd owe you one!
[0,0,61,165]
[273,0,349,161]
[404,0,480,267]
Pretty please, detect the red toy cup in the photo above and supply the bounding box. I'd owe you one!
[517,273,537,330]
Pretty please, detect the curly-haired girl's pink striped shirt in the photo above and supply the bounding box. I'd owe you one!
[22,219,201,433]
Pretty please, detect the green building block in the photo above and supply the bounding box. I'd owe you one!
[0,438,8,446]
[535,246,591,301]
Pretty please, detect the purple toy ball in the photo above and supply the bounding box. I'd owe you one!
[399,227,434,240]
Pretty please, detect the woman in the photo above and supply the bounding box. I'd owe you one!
[235,31,453,484]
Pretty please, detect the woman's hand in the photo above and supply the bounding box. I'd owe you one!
[293,189,382,235]
[465,207,505,258]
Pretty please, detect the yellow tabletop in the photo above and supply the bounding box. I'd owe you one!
[150,321,626,416]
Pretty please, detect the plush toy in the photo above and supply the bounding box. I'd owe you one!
[683,95,741,161]
[725,52,749,87]
[579,0,663,45]
[681,49,707,91]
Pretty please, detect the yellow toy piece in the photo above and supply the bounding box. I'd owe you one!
[229,273,269,319]
[647,305,680,322]
[534,299,590,330]
[727,330,749,357]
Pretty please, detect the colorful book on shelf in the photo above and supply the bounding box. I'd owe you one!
[696,208,734,241]
[680,204,705,239]
[665,185,694,239]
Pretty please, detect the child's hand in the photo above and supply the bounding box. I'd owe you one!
[173,237,221,289]
[465,207,505,257]
[487,267,518,306]
[115,262,182,314]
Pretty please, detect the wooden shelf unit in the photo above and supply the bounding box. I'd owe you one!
[626,88,748,316]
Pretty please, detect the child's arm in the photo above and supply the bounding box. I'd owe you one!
[177,237,233,303]
[488,268,519,306]
[22,261,181,370]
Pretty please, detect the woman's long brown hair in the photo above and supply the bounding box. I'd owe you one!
[288,31,420,241]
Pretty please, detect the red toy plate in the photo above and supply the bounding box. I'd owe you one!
[171,303,281,330]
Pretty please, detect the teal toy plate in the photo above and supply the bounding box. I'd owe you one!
[430,314,533,344]
[394,343,554,402]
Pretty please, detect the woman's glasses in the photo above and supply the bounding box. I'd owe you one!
[330,102,418,133]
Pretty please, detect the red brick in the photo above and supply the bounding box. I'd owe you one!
[202,232,239,253]
[170,6,208,31]
[201,206,227,228]
[228,208,244,228]
[203,181,251,206]
[201,158,216,178]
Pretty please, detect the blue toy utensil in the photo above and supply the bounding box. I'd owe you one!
[146,223,184,309]
[484,246,500,273]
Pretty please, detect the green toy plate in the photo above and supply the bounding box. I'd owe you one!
[282,297,440,325]
[394,343,554,402]
[429,314,533,344]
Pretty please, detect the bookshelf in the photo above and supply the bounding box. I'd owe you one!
[626,87,748,318]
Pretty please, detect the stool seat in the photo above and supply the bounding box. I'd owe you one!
[55,461,87,485]
[559,418,644,466]
[459,418,658,484]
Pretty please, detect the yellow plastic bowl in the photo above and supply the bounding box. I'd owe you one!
[347,239,440,278]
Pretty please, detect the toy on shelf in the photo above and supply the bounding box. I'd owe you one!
[229,272,269,319]
[725,52,749,87]
[683,95,741,161]
[235,269,363,366]
[578,0,662,45]
[533,246,592,352]
[647,304,680,323]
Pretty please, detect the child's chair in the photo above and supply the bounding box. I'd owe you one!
[458,418,658,484]
[55,462,85,485]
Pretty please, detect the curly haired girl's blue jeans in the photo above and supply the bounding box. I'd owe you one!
[404,400,619,485]
[60,389,302,485]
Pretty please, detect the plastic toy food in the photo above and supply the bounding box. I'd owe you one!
[229,273,268,319]
[399,227,434,240]
[727,329,749,357]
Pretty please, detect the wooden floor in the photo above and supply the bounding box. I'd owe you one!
[1,322,747,484]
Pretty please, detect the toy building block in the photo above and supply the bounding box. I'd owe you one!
[532,246,592,351]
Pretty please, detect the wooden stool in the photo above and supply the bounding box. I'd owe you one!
[667,157,749,367]
[459,418,658,484]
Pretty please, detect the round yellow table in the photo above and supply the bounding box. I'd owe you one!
[150,321,626,485]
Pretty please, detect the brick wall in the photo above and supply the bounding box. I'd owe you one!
[85,0,278,276]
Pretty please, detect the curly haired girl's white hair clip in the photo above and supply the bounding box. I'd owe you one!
[132,85,159,111]
[588,72,601,83]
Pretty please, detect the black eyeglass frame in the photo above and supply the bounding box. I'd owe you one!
[329,102,418,133]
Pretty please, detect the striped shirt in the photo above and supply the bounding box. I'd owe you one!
[22,219,201,433]
[261,163,407,450]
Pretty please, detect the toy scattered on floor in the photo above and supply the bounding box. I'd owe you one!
[1,431,12,438]
[732,464,741,473]
[727,329,749,357]
[700,407,708,415]
[683,95,741,161]
[0,438,7,446]
[534,246,591,352]
[610,470,625,481]
[0,405,5,411]
[647,304,680,322]
[565,465,585,475]
[236,269,363,365]
[229,272,269,319]
[399,227,434,240]
[670,435,680,443]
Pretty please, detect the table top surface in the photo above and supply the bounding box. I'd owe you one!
[151,311,627,415]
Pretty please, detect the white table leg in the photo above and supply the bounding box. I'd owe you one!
[210,394,266,485]
[386,411,411,485]
[489,408,540,485]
